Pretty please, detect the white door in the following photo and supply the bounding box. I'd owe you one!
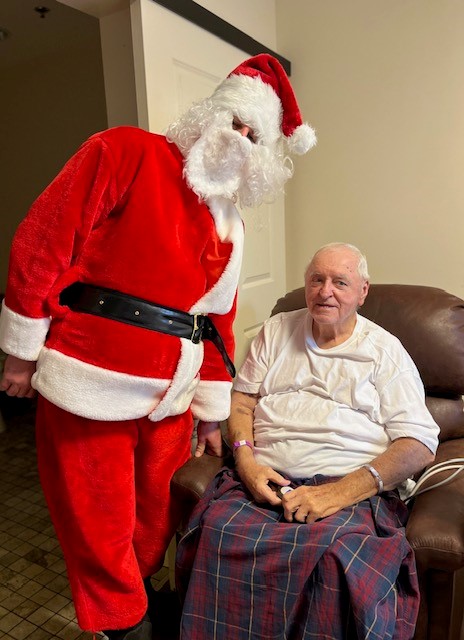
[131,0,287,369]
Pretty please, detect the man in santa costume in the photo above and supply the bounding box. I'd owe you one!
[0,54,315,639]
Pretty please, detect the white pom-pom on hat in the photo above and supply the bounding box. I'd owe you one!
[286,123,317,155]
[216,53,316,155]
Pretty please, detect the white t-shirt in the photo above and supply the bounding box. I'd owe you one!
[234,309,439,482]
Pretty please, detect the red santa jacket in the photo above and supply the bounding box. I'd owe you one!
[0,126,244,422]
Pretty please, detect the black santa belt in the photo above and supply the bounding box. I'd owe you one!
[60,282,236,377]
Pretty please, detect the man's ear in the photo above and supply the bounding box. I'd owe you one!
[358,281,370,308]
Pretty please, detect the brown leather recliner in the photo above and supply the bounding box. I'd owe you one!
[171,284,464,640]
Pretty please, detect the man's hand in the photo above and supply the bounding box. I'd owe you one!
[235,452,291,506]
[228,390,291,506]
[0,354,37,398]
[194,420,225,457]
[281,483,348,523]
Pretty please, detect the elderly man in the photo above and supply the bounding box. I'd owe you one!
[177,243,439,640]
[0,54,315,639]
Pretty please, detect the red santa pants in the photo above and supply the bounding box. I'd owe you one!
[35,396,194,632]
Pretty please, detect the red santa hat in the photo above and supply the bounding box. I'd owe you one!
[212,53,316,155]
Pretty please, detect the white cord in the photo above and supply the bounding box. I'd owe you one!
[413,458,464,491]
[405,458,464,503]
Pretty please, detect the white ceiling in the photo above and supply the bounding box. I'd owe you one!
[58,0,128,18]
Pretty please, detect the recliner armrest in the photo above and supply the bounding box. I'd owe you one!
[171,453,232,534]
[406,438,464,572]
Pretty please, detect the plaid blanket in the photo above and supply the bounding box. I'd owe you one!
[176,469,419,640]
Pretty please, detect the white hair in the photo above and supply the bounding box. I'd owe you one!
[305,242,370,281]
[165,98,216,158]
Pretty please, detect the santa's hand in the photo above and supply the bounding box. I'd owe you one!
[195,420,225,457]
[0,355,37,398]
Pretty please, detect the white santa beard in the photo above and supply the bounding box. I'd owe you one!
[184,127,252,202]
[237,144,293,208]
[183,120,293,207]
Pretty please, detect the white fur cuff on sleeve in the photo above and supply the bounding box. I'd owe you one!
[190,379,232,422]
[0,301,50,361]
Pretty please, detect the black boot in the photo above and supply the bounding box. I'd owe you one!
[143,576,157,621]
[143,576,181,640]
[103,613,152,640]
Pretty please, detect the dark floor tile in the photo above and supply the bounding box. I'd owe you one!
[22,564,47,580]
[41,613,69,635]
[13,599,41,619]
[1,590,26,612]
[0,611,23,634]
[55,621,84,640]
[34,570,59,587]
[56,603,76,623]
[18,580,43,599]
[44,595,69,615]
[44,575,69,594]
[21,628,53,640]
[0,552,22,568]
[8,618,38,640]
[26,606,55,627]
[29,587,56,606]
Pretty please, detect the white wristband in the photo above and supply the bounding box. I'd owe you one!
[362,464,384,494]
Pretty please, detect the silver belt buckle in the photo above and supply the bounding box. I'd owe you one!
[191,313,203,343]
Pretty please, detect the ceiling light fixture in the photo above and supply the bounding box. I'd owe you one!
[34,6,51,19]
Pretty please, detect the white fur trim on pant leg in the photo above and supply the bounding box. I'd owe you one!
[0,301,50,361]
[190,379,232,422]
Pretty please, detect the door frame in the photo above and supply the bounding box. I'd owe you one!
[151,0,291,74]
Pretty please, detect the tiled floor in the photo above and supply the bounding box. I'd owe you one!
[0,399,174,640]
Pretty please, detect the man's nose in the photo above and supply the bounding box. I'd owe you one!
[237,125,252,138]
[319,281,334,298]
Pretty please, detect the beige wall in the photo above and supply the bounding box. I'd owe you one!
[276,0,464,298]
[195,0,277,48]
[0,8,107,293]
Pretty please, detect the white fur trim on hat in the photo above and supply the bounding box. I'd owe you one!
[224,53,317,156]
[212,74,283,147]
